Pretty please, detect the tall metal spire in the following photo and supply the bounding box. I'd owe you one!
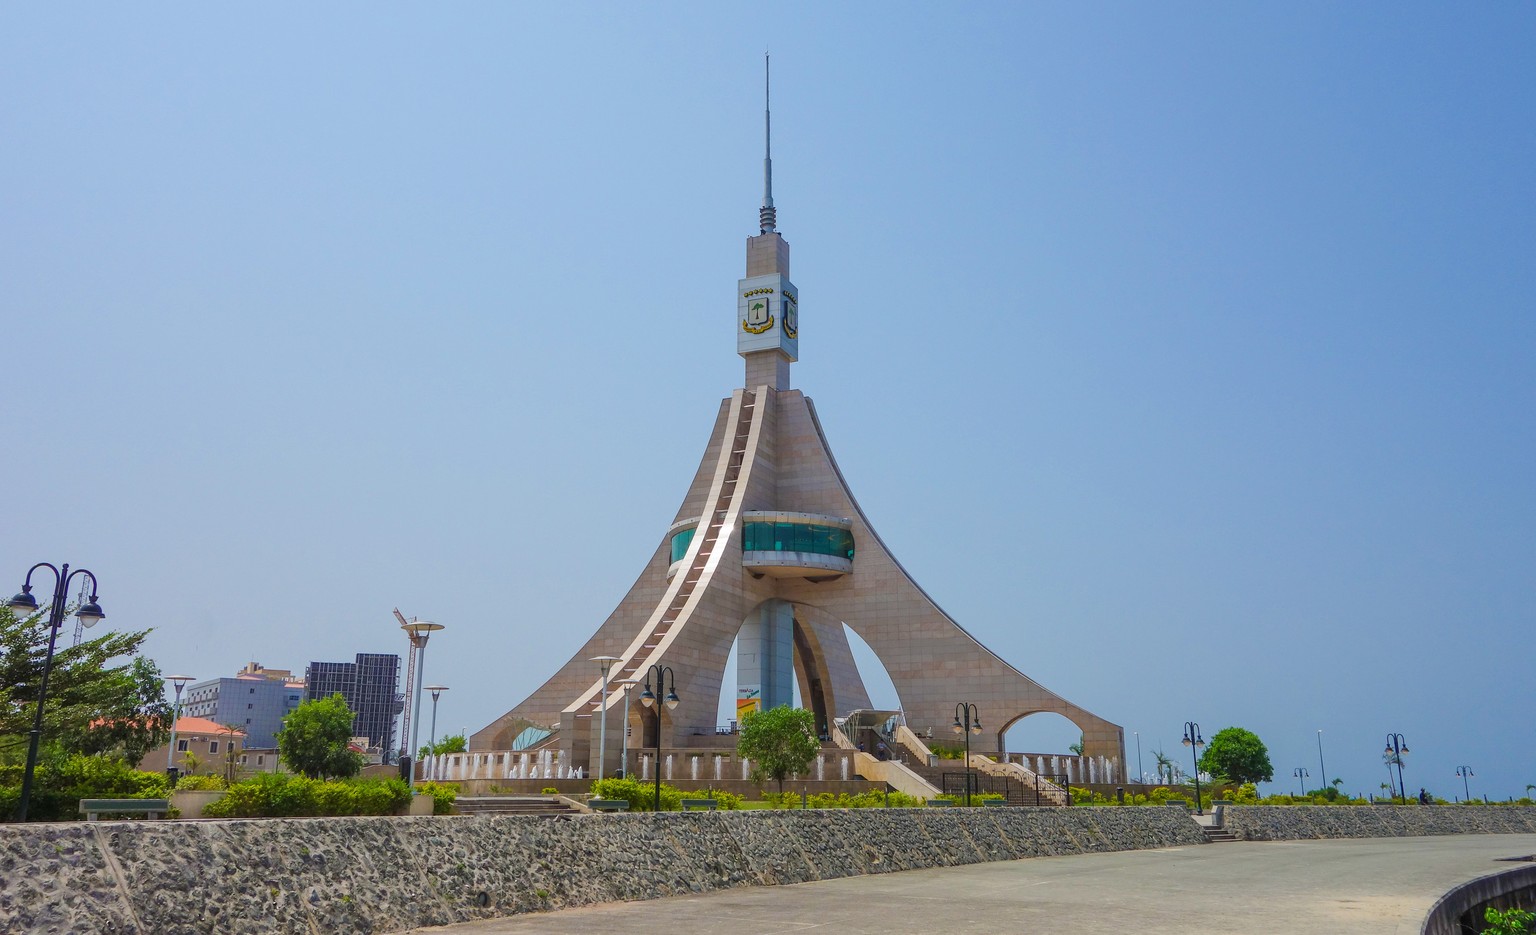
[759,52,777,234]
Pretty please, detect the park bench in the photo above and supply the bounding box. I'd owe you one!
[79,798,170,821]
[680,798,717,811]
[589,799,629,812]
[926,799,952,807]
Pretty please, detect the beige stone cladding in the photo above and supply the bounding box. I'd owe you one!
[477,381,1123,776]
[768,391,1124,768]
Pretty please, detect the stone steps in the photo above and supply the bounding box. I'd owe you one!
[454,796,581,817]
[1202,826,1238,843]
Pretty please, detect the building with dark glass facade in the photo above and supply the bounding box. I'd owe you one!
[305,653,402,753]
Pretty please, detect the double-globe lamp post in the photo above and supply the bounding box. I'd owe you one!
[1293,766,1310,798]
[1181,721,1206,815]
[1384,733,1409,804]
[8,563,106,822]
[590,655,621,782]
[165,674,196,780]
[952,703,982,806]
[639,664,679,811]
[401,618,444,794]
[1456,765,1474,802]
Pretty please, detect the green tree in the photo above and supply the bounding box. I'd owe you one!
[419,732,466,759]
[277,694,361,779]
[736,705,819,794]
[1197,727,1274,785]
[0,606,170,763]
[1151,748,1175,784]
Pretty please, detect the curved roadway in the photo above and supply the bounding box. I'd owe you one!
[412,834,1536,935]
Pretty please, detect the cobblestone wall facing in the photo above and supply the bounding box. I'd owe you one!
[1221,805,1536,841]
[0,807,1205,935]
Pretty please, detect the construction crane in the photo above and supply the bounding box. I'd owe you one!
[394,608,416,765]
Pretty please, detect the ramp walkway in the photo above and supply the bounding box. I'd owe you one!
[409,833,1536,935]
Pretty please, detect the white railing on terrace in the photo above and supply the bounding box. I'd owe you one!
[994,752,1121,785]
[422,749,865,785]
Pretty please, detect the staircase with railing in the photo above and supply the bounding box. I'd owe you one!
[828,717,942,799]
[970,754,1069,806]
[564,390,762,729]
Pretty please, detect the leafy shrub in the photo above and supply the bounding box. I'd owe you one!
[1484,906,1536,935]
[684,788,744,810]
[934,792,1005,807]
[1227,783,1260,805]
[174,773,227,791]
[927,743,967,760]
[0,755,170,822]
[417,781,458,815]
[761,789,925,809]
[590,775,682,811]
[201,774,410,818]
[541,787,558,795]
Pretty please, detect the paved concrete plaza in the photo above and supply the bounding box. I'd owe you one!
[412,834,1536,935]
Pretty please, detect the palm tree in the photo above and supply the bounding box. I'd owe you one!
[220,723,242,784]
[1152,748,1174,785]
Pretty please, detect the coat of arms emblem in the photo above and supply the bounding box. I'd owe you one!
[742,288,775,334]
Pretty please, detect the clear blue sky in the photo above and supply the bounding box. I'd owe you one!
[4,4,1532,799]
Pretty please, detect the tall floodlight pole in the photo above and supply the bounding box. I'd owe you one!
[426,685,449,751]
[952,703,982,806]
[399,617,444,793]
[424,685,449,779]
[1317,730,1327,794]
[617,678,638,779]
[7,563,106,822]
[590,656,620,781]
[165,675,196,777]
[1181,721,1206,815]
[639,665,680,811]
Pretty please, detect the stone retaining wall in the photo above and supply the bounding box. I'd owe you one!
[0,807,1204,935]
[1222,805,1536,841]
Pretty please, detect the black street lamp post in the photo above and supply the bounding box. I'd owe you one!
[1384,734,1409,804]
[1181,722,1205,815]
[639,665,679,811]
[1293,766,1310,798]
[951,703,982,806]
[1456,765,1473,802]
[8,563,105,822]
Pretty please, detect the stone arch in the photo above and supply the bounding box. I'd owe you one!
[998,710,1090,755]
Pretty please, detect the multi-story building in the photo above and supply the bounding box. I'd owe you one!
[305,653,401,754]
[136,716,246,778]
[182,662,306,748]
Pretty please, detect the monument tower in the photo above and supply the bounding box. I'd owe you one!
[473,61,1124,777]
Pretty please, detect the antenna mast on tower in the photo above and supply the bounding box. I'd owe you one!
[760,52,776,234]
